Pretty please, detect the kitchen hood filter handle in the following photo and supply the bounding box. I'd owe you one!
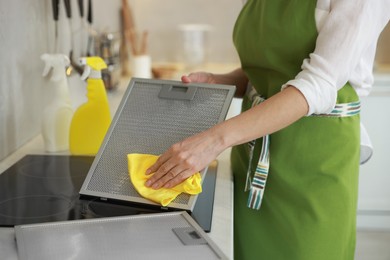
[172,227,208,246]
[158,84,197,101]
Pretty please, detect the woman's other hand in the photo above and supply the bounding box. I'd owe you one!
[182,68,249,97]
[181,72,217,84]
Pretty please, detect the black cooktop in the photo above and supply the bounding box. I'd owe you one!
[0,155,216,232]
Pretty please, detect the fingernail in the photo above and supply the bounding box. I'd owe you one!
[152,184,159,189]
[145,169,151,175]
[145,180,151,187]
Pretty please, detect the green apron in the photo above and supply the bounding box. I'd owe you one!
[231,1,360,259]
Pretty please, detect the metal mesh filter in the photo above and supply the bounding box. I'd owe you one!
[80,78,235,211]
[15,212,228,260]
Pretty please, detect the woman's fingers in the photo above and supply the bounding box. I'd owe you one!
[145,162,182,189]
[145,146,199,189]
[145,154,166,175]
[145,154,174,186]
[181,75,192,83]
[145,155,196,189]
[163,169,195,189]
[181,72,215,84]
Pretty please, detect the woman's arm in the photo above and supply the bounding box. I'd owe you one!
[145,85,308,189]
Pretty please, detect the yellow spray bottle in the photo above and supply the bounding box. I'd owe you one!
[69,56,111,155]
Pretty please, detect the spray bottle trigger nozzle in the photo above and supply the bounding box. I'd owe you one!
[81,65,91,81]
[42,64,52,77]
[41,54,51,77]
[41,54,70,81]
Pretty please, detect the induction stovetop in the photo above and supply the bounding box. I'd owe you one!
[0,155,216,232]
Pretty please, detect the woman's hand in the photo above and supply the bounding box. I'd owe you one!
[181,72,218,84]
[181,68,249,97]
[145,129,224,189]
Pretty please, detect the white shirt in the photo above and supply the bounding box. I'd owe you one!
[281,0,390,115]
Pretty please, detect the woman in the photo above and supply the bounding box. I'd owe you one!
[145,0,390,259]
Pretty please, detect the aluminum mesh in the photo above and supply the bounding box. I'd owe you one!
[83,79,233,208]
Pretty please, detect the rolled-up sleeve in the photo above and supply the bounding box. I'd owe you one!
[282,0,390,115]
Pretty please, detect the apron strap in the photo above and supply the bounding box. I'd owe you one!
[313,101,361,117]
[245,86,361,210]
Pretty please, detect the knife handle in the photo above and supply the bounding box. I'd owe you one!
[78,0,84,17]
[64,0,71,18]
[52,0,59,21]
[87,0,93,24]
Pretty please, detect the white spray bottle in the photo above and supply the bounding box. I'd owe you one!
[41,54,74,152]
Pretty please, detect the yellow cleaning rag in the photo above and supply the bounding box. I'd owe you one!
[127,153,202,206]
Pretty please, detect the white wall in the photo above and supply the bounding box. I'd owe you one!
[92,0,242,63]
[0,0,51,160]
[357,85,390,230]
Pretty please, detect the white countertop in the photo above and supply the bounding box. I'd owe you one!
[0,75,236,259]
